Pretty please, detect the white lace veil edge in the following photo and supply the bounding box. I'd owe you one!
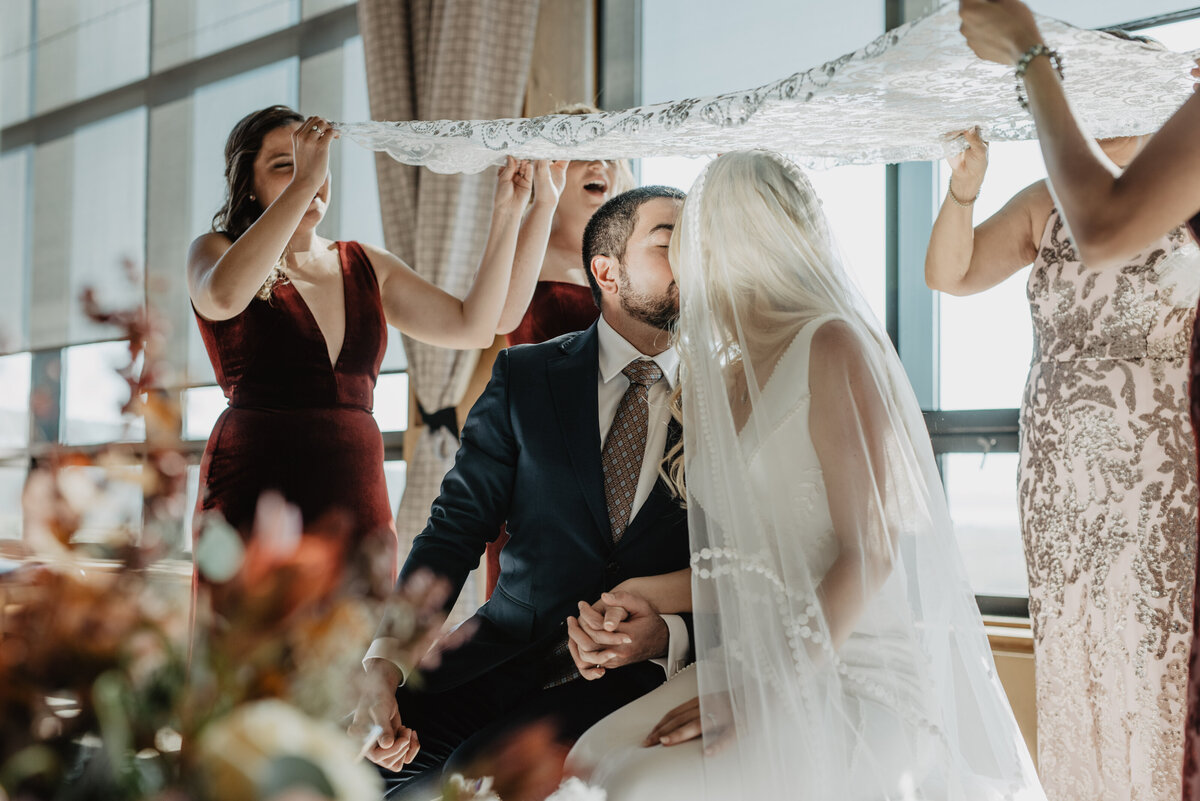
[337,4,1198,174]
[673,150,1045,800]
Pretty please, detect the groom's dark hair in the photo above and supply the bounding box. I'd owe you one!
[583,185,686,307]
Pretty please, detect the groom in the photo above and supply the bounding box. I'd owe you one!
[351,185,691,796]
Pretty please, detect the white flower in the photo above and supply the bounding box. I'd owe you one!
[444,774,499,801]
[546,777,607,801]
[443,775,605,801]
[196,699,382,801]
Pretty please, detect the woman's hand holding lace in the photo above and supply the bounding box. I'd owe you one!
[492,156,533,216]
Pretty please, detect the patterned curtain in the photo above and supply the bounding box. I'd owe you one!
[358,0,540,603]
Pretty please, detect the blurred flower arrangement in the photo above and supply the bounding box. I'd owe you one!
[0,282,440,801]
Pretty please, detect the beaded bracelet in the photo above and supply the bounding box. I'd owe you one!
[947,181,979,208]
[1014,43,1064,112]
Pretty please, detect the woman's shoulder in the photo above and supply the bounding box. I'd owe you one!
[187,231,233,265]
[352,240,411,277]
[1013,179,1056,245]
[806,316,877,384]
[806,316,862,357]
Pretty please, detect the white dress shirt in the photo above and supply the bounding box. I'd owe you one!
[365,316,690,680]
[595,316,689,677]
[595,315,679,525]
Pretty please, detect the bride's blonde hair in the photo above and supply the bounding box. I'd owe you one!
[662,150,876,498]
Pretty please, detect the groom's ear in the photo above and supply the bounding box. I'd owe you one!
[591,254,621,300]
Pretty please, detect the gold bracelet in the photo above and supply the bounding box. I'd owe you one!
[948,181,979,208]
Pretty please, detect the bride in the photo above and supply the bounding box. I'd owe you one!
[566,151,1046,800]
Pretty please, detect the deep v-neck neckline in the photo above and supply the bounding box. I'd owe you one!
[733,316,835,440]
[285,241,349,372]
[732,334,802,437]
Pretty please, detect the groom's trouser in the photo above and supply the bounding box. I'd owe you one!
[379,646,664,799]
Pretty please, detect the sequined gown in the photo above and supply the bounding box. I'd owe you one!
[1180,212,1200,801]
[1019,212,1196,801]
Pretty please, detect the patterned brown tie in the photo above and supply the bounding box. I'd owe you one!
[601,360,664,543]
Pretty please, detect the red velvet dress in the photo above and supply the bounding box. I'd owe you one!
[192,240,398,588]
[484,281,599,597]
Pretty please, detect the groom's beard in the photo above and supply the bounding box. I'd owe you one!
[618,269,679,332]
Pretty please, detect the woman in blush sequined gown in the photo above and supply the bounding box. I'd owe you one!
[925,122,1196,800]
[187,106,532,605]
[958,3,1200,798]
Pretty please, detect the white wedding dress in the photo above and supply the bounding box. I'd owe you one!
[564,152,1044,800]
[569,317,940,801]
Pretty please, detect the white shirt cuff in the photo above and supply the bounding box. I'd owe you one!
[650,613,691,679]
[362,637,409,686]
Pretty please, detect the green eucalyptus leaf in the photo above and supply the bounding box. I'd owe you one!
[0,744,61,793]
[93,670,132,769]
[194,518,246,583]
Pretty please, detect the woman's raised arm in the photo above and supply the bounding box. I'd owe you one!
[367,158,533,349]
[959,0,1200,268]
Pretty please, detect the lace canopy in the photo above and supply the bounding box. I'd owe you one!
[338,4,1199,173]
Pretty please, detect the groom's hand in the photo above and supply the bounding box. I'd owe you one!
[566,591,668,677]
[349,661,420,771]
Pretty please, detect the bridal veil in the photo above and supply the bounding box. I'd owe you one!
[671,151,1045,800]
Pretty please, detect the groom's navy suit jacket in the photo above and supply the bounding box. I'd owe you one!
[398,322,690,692]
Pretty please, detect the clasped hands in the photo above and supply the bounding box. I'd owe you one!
[566,590,731,750]
[566,589,668,680]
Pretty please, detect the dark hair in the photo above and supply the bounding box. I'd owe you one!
[212,105,304,241]
[582,185,686,307]
[1099,27,1165,49]
[210,105,304,300]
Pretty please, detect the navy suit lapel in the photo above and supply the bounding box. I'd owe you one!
[548,324,611,545]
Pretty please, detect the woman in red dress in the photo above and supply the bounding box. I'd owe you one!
[958,2,1200,796]
[482,104,635,596]
[187,105,532,600]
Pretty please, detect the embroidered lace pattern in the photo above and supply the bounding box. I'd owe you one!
[338,5,1197,173]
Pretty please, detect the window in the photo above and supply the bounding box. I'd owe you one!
[62,464,145,544]
[2,2,396,553]
[183,386,228,442]
[942,452,1028,597]
[0,465,26,541]
[33,0,150,113]
[0,148,31,353]
[636,0,888,322]
[1,1,33,127]
[373,373,411,434]
[62,342,146,446]
[68,108,149,345]
[153,0,299,70]
[641,158,888,324]
[937,140,1045,411]
[0,353,32,452]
